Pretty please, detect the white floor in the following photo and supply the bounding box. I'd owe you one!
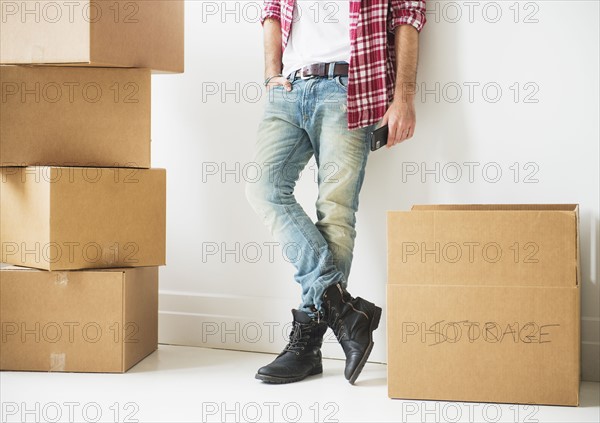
[2,345,599,423]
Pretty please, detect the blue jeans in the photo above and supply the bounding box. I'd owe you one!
[245,72,374,314]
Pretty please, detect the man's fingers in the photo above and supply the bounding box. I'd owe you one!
[267,77,292,91]
[389,122,407,147]
[387,120,399,147]
[399,125,410,142]
[379,113,390,139]
[387,122,414,148]
[278,76,292,91]
[380,112,390,127]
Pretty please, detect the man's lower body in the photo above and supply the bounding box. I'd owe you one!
[245,65,382,384]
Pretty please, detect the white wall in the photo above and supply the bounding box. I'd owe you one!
[151,1,599,381]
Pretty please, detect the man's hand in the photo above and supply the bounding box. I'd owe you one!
[266,75,292,92]
[381,95,416,147]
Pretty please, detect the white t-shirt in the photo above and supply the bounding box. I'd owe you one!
[282,1,351,77]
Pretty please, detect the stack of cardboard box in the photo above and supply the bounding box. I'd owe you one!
[0,0,184,373]
[387,204,581,406]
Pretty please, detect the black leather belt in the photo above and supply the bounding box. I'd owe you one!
[292,62,349,80]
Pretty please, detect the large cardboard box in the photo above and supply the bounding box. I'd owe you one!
[0,66,151,168]
[387,204,580,406]
[0,0,184,73]
[0,265,158,372]
[0,167,166,270]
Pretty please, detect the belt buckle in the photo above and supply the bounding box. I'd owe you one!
[300,67,312,80]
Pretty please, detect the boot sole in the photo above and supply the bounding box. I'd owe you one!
[255,365,323,384]
[348,305,382,385]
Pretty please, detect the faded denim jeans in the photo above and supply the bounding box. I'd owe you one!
[245,69,375,314]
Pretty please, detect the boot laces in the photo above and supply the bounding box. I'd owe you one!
[283,322,311,354]
[327,302,348,341]
[332,320,346,341]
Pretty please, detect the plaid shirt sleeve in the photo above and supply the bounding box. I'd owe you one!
[260,0,282,25]
[388,0,427,33]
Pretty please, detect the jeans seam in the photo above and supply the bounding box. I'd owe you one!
[351,133,370,211]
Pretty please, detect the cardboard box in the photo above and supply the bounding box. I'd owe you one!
[0,0,184,73]
[0,167,166,270]
[0,265,158,373]
[387,204,580,406]
[0,66,151,168]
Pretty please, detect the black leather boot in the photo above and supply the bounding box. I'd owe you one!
[321,283,382,384]
[255,309,328,384]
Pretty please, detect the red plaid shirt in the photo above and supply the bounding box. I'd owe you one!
[261,0,427,130]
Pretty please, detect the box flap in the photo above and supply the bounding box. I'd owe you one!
[388,206,578,287]
[0,264,130,274]
[0,264,33,271]
[411,204,578,211]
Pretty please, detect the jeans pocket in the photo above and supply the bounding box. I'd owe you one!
[335,75,349,90]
